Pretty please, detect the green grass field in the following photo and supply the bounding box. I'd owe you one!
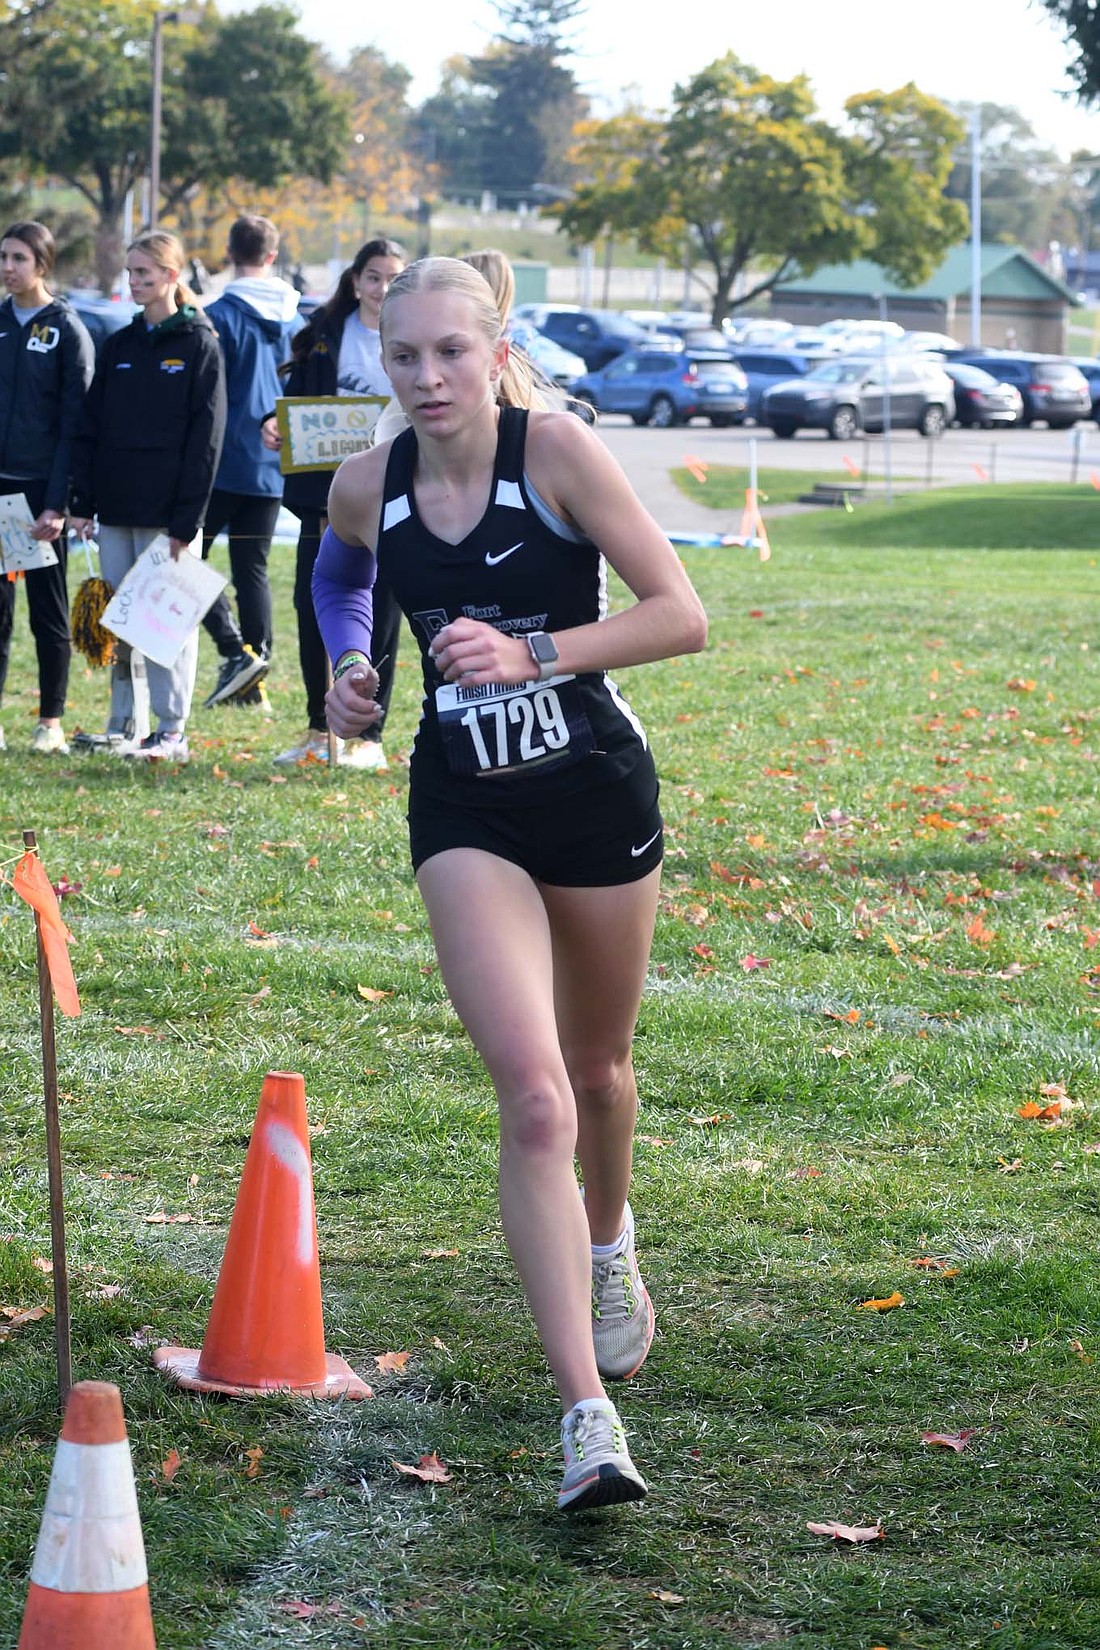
[1,491,1099,1649]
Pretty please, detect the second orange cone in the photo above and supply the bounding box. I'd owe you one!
[154,1071,371,1399]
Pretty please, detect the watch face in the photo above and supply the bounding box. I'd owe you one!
[531,633,558,664]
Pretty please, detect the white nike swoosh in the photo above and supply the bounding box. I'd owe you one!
[485,541,523,566]
[630,829,662,858]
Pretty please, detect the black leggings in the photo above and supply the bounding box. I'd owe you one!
[0,474,71,720]
[201,488,282,658]
[293,510,400,734]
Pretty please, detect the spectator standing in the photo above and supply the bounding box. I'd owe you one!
[0,220,95,754]
[200,214,303,711]
[69,231,225,763]
[262,237,405,768]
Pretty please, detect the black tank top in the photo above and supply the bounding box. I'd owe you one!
[377,405,648,806]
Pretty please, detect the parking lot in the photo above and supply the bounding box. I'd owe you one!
[591,416,1100,531]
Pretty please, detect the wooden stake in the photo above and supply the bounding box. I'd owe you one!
[22,828,73,1405]
[319,512,338,769]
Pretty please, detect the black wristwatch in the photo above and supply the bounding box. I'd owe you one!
[526,631,559,682]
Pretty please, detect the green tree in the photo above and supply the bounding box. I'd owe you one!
[0,0,347,291]
[559,57,967,325]
[1037,0,1100,102]
[944,102,1073,249]
[417,0,587,200]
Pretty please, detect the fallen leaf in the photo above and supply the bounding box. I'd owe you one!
[649,1589,685,1605]
[1006,677,1036,693]
[161,1448,182,1482]
[733,1157,765,1174]
[824,1007,861,1024]
[374,1351,412,1372]
[997,1156,1024,1174]
[921,1429,975,1452]
[910,1257,957,1276]
[393,1452,452,1484]
[1018,1100,1062,1121]
[32,1256,53,1275]
[0,1304,50,1337]
[143,1211,194,1224]
[431,1335,451,1352]
[790,1166,822,1179]
[245,985,272,1005]
[244,1446,263,1478]
[356,984,392,1003]
[858,1291,904,1312]
[93,1283,124,1299]
[422,1247,459,1259]
[806,1519,884,1544]
[740,953,772,971]
[1068,1338,1092,1363]
[126,1325,157,1348]
[277,1601,343,1620]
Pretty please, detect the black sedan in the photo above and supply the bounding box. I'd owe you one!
[943,362,1022,428]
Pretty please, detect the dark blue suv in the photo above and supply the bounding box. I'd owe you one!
[573,349,748,427]
[732,348,822,421]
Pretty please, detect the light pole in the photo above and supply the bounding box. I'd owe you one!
[149,9,200,230]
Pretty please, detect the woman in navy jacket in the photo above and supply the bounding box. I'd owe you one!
[70,230,225,763]
[0,220,94,754]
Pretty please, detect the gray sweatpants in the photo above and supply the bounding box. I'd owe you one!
[97,525,198,735]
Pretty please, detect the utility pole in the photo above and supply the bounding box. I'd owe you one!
[969,105,982,347]
[149,9,200,230]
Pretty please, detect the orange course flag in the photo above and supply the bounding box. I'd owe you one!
[13,851,81,1017]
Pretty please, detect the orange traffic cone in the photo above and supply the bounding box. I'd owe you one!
[18,1380,156,1650]
[153,1071,371,1399]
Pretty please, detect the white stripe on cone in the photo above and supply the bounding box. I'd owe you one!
[29,1440,148,1593]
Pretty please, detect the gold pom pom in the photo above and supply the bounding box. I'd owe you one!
[70,577,115,667]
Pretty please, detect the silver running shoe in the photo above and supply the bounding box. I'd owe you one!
[591,1203,655,1380]
[558,1400,647,1513]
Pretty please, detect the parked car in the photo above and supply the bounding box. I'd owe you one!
[573,348,748,427]
[942,362,1023,427]
[1071,356,1100,422]
[949,351,1090,428]
[65,289,137,354]
[529,307,650,370]
[655,320,734,354]
[506,319,585,386]
[732,348,823,421]
[761,354,955,439]
[902,329,960,354]
[721,317,794,349]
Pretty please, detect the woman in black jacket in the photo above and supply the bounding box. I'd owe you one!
[0,220,95,754]
[70,231,226,763]
[261,237,404,766]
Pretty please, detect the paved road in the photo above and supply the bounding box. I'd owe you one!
[595,415,1100,535]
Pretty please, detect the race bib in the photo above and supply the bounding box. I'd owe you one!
[435,673,594,777]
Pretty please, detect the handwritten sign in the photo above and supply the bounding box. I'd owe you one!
[0,492,59,573]
[101,537,227,668]
[276,395,389,474]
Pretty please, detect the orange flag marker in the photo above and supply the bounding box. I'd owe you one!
[972,463,989,482]
[684,455,708,485]
[14,850,80,1017]
[841,455,861,478]
[1090,470,1100,491]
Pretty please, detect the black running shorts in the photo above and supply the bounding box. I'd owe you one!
[408,751,663,887]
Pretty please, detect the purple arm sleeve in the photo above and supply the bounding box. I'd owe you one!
[311,525,378,663]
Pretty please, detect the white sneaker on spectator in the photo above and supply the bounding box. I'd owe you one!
[273,728,335,764]
[31,721,70,755]
[339,738,388,771]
